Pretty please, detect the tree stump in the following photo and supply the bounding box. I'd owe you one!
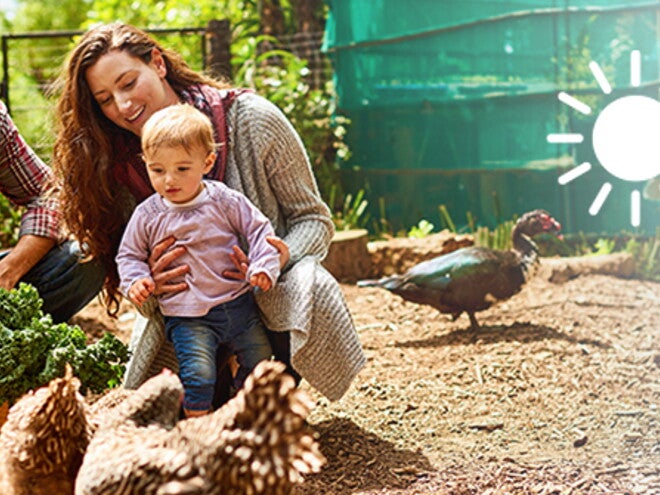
[322,229,372,283]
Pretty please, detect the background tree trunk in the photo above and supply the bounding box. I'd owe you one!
[294,0,324,33]
[260,0,286,36]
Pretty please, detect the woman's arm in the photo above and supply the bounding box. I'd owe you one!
[240,94,334,265]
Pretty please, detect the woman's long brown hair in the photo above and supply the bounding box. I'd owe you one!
[51,22,227,315]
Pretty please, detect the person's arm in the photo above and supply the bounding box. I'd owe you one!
[223,94,333,279]
[250,94,334,264]
[226,186,282,285]
[0,235,55,290]
[0,101,61,290]
[115,207,158,303]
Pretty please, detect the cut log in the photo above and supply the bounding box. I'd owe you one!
[322,229,372,282]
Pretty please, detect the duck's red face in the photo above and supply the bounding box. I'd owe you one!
[541,213,561,232]
[533,211,563,240]
[521,210,563,239]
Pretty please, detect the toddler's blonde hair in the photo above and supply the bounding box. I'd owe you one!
[141,103,216,157]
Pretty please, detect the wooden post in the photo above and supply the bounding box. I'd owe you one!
[205,19,232,81]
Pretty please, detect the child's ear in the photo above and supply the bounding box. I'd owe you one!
[204,151,217,173]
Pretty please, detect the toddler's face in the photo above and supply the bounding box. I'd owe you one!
[144,144,214,204]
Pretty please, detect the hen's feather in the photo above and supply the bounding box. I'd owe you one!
[0,365,89,495]
[75,361,324,495]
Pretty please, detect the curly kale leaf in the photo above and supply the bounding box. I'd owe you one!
[70,333,131,394]
[0,282,43,330]
[30,315,88,349]
[0,284,130,405]
[0,325,51,404]
[36,332,130,395]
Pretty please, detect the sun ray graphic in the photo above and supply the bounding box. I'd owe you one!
[548,49,660,228]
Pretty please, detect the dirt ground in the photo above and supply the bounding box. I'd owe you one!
[73,236,659,495]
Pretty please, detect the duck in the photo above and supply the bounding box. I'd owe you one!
[358,209,562,330]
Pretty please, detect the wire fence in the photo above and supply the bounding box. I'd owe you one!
[275,30,332,89]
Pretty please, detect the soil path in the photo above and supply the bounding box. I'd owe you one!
[74,253,659,494]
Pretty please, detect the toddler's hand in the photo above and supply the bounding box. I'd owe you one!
[250,272,272,291]
[129,278,156,306]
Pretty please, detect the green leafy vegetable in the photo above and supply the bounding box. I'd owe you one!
[0,281,43,330]
[0,283,130,405]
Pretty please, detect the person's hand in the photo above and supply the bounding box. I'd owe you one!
[223,236,290,281]
[267,236,290,269]
[250,272,272,291]
[0,258,20,291]
[148,236,189,296]
[129,278,155,306]
[0,235,56,291]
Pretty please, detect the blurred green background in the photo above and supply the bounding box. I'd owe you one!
[324,0,660,234]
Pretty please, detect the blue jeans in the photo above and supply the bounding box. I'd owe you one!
[1,240,105,323]
[165,291,273,412]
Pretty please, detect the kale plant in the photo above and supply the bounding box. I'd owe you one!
[0,283,130,405]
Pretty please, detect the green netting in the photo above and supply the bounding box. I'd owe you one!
[323,0,660,234]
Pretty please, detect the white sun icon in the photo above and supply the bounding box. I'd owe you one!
[547,49,660,227]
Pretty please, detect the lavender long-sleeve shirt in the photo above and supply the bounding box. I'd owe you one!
[116,180,280,317]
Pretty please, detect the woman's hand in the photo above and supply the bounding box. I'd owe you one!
[267,236,290,269]
[223,236,290,281]
[148,236,189,295]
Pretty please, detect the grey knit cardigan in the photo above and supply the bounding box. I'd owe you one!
[122,91,366,400]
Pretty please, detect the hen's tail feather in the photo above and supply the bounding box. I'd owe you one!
[180,360,325,492]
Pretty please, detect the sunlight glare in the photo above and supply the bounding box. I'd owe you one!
[589,182,612,216]
[592,95,660,182]
[589,61,612,94]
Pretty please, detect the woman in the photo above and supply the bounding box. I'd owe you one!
[52,22,364,401]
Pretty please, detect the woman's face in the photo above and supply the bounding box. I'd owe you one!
[85,49,180,136]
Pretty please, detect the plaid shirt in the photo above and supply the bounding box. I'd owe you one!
[0,101,61,241]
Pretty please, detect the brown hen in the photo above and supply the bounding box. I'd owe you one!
[76,360,325,495]
[0,366,89,495]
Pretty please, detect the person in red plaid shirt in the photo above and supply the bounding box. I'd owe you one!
[0,100,104,322]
